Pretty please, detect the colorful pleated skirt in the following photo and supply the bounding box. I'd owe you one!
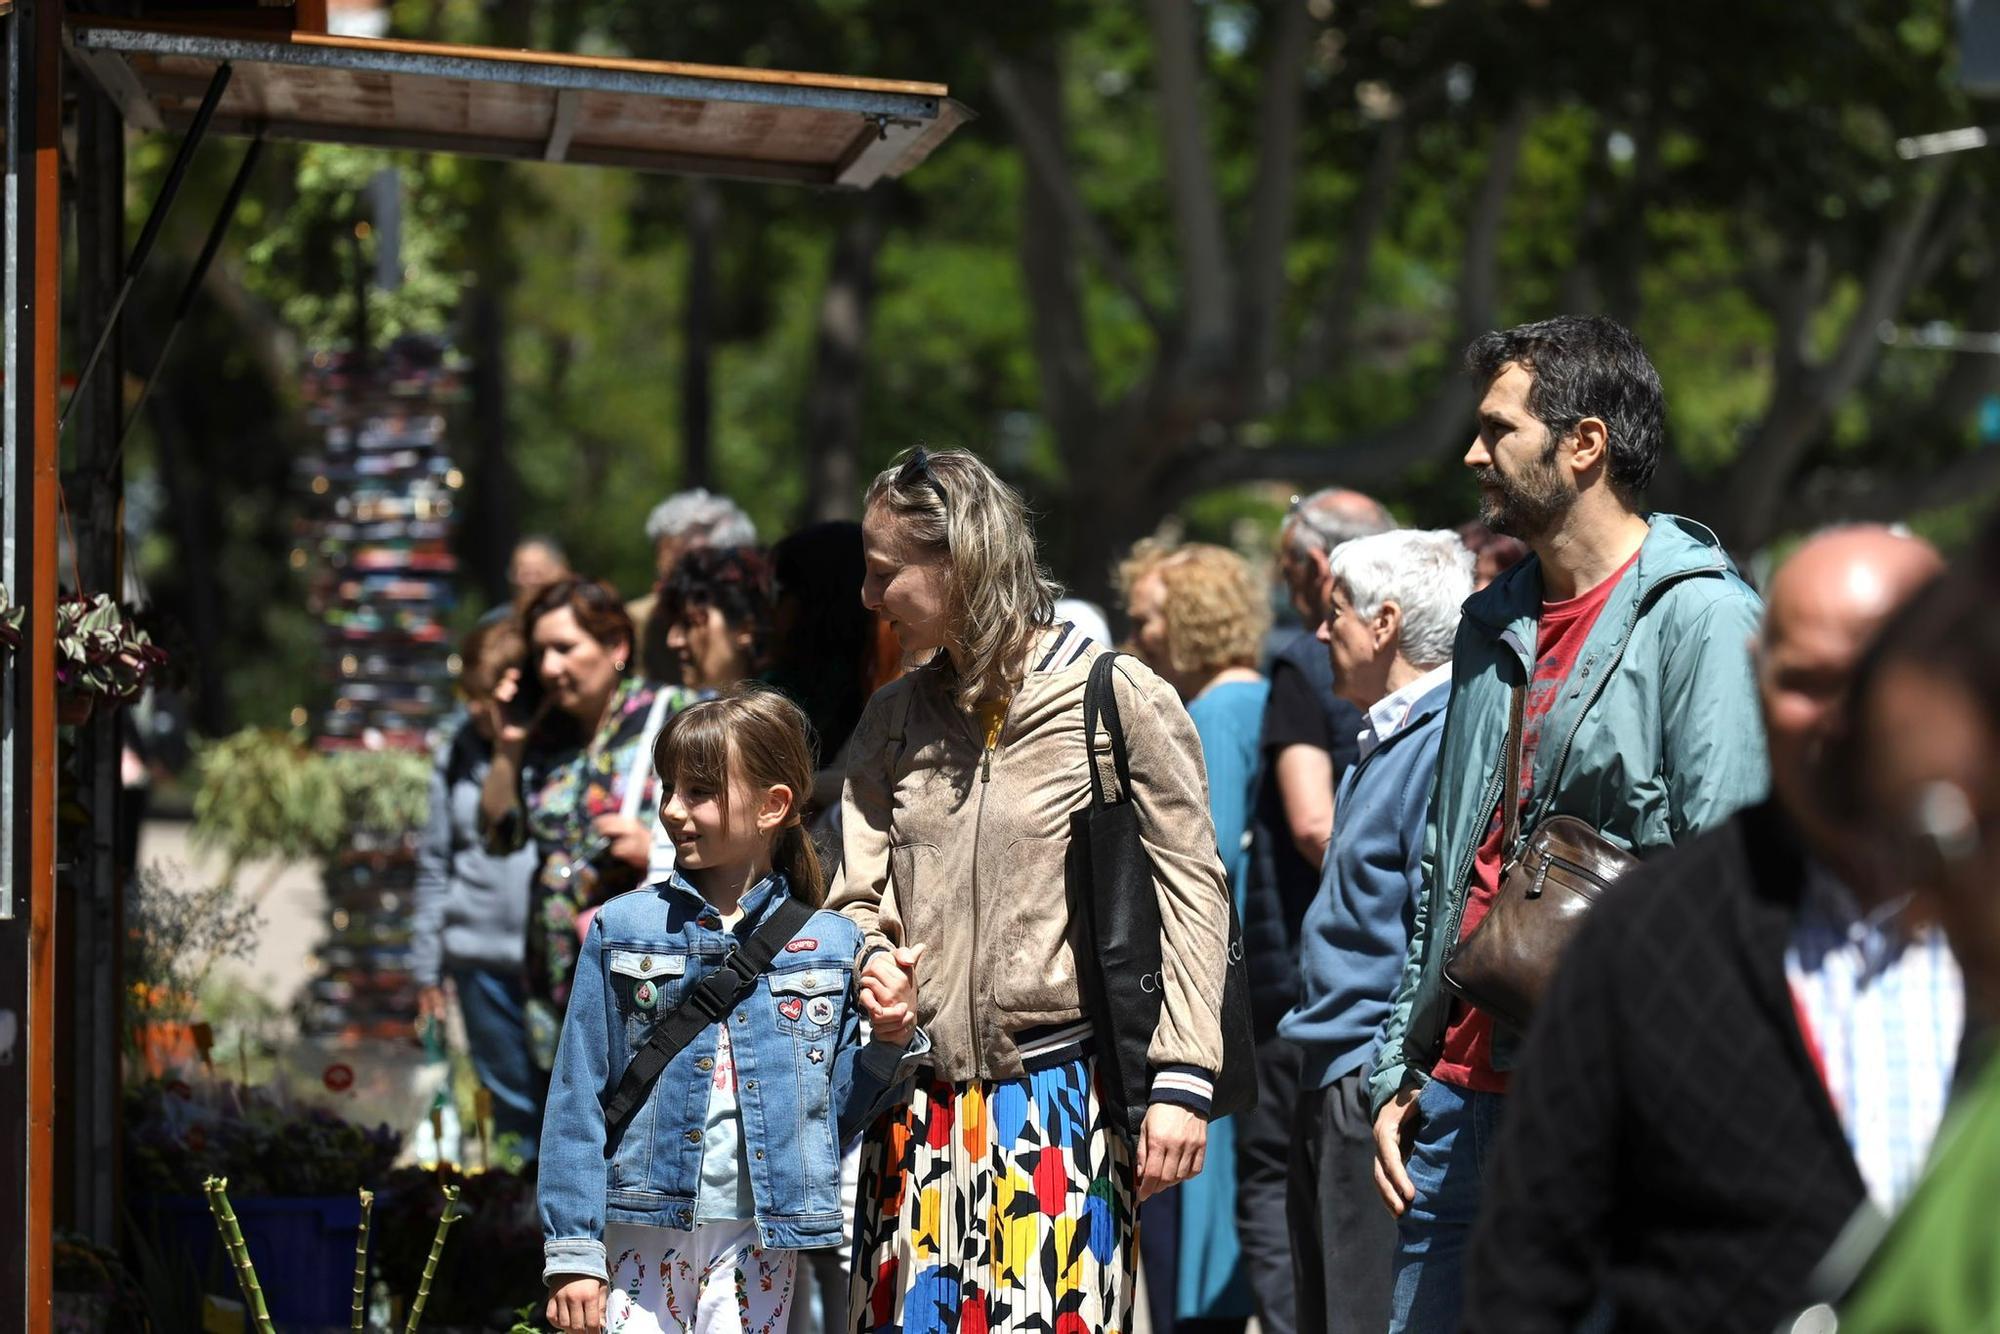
[849,1024,1138,1334]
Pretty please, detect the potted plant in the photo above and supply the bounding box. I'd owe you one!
[55,593,167,725]
[372,1164,544,1331]
[124,863,262,1076]
[0,585,21,656]
[125,1077,402,1329]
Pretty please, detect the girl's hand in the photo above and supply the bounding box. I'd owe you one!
[592,814,652,870]
[547,1275,607,1333]
[859,943,925,1044]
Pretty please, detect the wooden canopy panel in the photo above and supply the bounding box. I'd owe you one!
[65,19,971,187]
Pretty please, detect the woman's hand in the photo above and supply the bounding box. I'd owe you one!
[414,985,447,1038]
[1135,1103,1208,1201]
[592,814,652,871]
[492,668,538,750]
[546,1275,607,1333]
[858,943,925,1044]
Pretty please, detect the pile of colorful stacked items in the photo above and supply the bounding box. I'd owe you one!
[296,336,465,1041]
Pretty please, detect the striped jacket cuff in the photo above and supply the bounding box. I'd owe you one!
[1149,1065,1215,1118]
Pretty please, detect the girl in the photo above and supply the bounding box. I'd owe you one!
[540,689,925,1334]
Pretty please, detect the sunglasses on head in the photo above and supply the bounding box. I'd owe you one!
[896,446,950,514]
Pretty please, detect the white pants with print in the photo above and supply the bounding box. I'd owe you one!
[603,1219,798,1334]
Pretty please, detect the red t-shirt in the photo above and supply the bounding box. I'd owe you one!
[1431,550,1639,1093]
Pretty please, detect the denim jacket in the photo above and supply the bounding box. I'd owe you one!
[539,872,927,1283]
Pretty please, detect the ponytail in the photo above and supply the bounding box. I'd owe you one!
[776,823,826,907]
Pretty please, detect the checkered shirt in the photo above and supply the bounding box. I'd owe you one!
[1783,862,1964,1213]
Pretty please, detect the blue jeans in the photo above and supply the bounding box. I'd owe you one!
[449,966,546,1161]
[1387,1078,1507,1334]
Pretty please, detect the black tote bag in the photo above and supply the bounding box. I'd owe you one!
[1067,651,1257,1135]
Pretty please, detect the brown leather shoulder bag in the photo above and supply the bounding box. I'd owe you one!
[1442,681,1638,1030]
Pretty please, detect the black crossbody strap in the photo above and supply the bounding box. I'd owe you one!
[603,895,818,1129]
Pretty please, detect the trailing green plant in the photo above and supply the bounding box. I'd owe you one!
[0,585,21,654]
[125,863,262,1027]
[192,729,432,882]
[327,748,433,836]
[56,593,167,701]
[192,729,346,878]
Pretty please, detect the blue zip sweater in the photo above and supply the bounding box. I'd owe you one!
[1279,680,1451,1091]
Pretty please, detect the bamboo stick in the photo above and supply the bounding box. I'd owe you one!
[352,1187,375,1333]
[403,1183,462,1333]
[203,1176,276,1334]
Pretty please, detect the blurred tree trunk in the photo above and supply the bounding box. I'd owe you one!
[801,193,887,524]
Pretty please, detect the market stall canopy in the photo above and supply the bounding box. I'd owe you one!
[64,17,971,187]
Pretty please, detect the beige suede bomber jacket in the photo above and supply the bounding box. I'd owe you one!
[827,624,1231,1116]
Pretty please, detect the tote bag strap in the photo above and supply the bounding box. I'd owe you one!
[1084,651,1135,808]
[619,689,677,824]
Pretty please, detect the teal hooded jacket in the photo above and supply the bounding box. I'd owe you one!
[1366,514,1770,1115]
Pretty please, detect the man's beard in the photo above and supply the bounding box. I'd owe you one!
[1475,446,1572,540]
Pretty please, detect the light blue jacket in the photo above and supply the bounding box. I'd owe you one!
[539,873,925,1282]
[1368,515,1769,1114]
[1281,679,1451,1091]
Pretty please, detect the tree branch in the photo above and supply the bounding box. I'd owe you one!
[1236,0,1314,403]
[1725,164,1952,545]
[1146,0,1233,362]
[988,59,1166,332]
[1287,113,1409,398]
[1454,100,1530,342]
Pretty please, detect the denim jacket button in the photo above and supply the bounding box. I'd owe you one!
[684,1129,701,1144]
[745,1080,758,1091]
[678,1209,694,1227]
[696,1057,714,1072]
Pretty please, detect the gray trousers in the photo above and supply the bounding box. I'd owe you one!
[1288,1067,1398,1334]
[1236,1034,1301,1334]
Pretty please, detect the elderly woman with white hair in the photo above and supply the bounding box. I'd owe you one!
[628,488,758,679]
[1276,528,1475,1334]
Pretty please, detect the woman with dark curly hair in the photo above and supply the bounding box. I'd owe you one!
[644,545,774,693]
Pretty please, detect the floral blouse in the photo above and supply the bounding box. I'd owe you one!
[512,677,700,1003]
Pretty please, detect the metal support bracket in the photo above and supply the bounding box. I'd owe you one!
[107,127,266,477]
[56,58,232,434]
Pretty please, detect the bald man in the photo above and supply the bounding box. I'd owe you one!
[1462,526,1969,1334]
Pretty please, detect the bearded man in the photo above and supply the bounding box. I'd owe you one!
[1366,315,1770,1332]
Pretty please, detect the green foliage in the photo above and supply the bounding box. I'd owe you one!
[192,730,433,872]
[327,749,434,837]
[192,730,347,871]
[124,1080,402,1198]
[55,595,168,701]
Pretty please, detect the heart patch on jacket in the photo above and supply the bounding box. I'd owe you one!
[778,997,805,1022]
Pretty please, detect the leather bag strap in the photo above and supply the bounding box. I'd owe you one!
[1084,652,1134,808]
[602,894,817,1130]
[1498,679,1528,860]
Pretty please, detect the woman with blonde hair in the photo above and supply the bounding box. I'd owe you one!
[1121,542,1271,1334]
[831,448,1234,1334]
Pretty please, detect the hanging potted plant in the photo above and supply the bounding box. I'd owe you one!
[0,585,21,658]
[54,593,167,725]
